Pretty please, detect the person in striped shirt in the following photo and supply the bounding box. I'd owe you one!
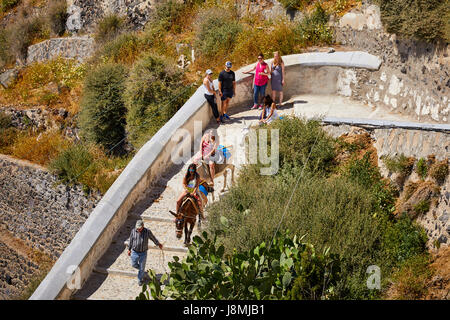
[127,220,163,285]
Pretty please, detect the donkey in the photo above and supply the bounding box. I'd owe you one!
[169,192,204,246]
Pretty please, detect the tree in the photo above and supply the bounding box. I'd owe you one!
[79,63,128,154]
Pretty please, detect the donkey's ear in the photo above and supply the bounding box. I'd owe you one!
[169,210,177,217]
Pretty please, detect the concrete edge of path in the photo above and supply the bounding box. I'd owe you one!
[322,116,450,132]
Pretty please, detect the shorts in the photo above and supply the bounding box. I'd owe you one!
[221,90,234,101]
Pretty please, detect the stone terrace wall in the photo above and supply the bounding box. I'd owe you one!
[0,155,101,260]
[335,2,449,123]
[0,241,40,299]
[26,36,95,65]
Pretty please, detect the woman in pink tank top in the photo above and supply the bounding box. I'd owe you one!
[244,53,270,110]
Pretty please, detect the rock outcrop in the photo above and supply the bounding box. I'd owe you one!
[334,1,450,123]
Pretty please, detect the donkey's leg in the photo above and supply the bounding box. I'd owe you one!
[221,169,227,193]
[184,222,189,246]
[231,165,235,185]
[187,222,195,244]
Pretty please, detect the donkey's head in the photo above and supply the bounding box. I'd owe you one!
[169,210,184,238]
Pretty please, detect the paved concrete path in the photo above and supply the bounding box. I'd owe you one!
[72,94,444,300]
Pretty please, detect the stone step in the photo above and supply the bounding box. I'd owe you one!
[129,213,173,223]
[72,272,143,300]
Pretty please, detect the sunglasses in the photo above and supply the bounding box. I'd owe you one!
[189,169,195,172]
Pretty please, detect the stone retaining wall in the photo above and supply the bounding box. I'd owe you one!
[0,155,101,260]
[26,36,95,65]
[0,241,40,299]
[334,2,449,123]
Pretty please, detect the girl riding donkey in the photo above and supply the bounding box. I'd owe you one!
[171,163,209,245]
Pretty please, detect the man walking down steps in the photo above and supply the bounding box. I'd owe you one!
[127,220,163,286]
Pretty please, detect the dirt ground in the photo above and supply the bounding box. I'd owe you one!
[425,246,450,300]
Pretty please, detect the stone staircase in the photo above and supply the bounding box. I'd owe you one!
[71,106,253,300]
[71,164,195,300]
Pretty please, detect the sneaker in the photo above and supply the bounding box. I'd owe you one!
[224,114,230,120]
[138,280,143,286]
[251,104,258,110]
[258,105,263,110]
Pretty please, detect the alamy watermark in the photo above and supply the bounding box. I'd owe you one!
[366,265,381,290]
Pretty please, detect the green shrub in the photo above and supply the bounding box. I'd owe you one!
[194,9,242,59]
[445,6,450,43]
[382,214,427,266]
[147,0,185,33]
[79,63,128,153]
[416,158,428,180]
[124,53,190,148]
[231,20,300,66]
[287,245,341,300]
[0,111,12,129]
[5,13,50,61]
[278,0,313,11]
[207,168,388,299]
[295,3,333,45]
[382,154,414,177]
[345,152,397,217]
[49,143,93,183]
[0,0,20,12]
[0,28,12,67]
[413,200,430,215]
[429,159,449,184]
[96,32,143,65]
[138,231,340,300]
[0,127,18,153]
[45,0,68,37]
[376,0,449,42]
[346,152,381,188]
[261,117,336,175]
[95,13,126,44]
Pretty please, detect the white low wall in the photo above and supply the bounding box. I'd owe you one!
[30,51,381,300]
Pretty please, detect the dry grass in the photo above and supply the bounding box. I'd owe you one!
[10,129,70,166]
[387,247,450,300]
[334,131,378,171]
[425,247,450,300]
[386,253,433,300]
[0,57,85,111]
